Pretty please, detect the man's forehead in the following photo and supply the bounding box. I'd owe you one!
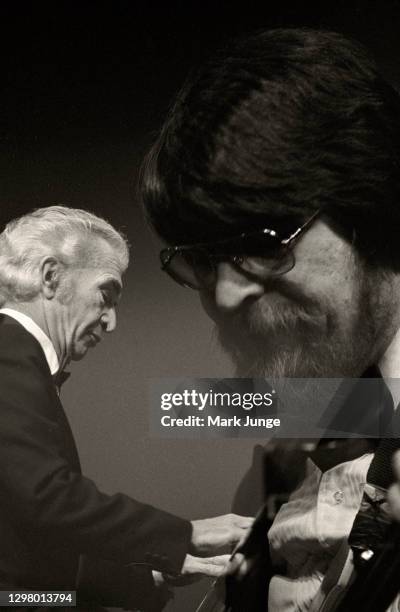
[87,235,125,268]
[90,240,124,281]
[77,261,123,294]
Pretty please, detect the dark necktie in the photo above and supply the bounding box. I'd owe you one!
[52,370,71,395]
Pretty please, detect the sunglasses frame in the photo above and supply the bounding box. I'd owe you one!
[160,210,320,290]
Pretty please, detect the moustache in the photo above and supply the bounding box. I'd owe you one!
[215,279,325,341]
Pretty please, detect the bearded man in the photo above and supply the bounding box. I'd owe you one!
[141,28,400,610]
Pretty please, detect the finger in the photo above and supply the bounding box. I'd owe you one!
[229,514,255,528]
[227,552,246,575]
[392,450,400,481]
[226,530,248,549]
[202,554,231,568]
[195,555,231,577]
[227,553,253,580]
[235,559,253,580]
[182,553,231,577]
[387,483,400,522]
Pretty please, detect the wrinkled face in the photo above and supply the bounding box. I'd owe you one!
[199,219,399,377]
[54,244,123,362]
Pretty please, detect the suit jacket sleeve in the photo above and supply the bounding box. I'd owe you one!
[0,329,192,576]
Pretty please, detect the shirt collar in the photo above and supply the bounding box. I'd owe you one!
[378,326,400,407]
[0,308,60,375]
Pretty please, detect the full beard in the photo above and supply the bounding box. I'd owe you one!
[214,273,391,379]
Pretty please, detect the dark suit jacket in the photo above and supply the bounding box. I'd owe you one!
[0,314,192,610]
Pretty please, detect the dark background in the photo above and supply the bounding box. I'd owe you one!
[1,2,400,610]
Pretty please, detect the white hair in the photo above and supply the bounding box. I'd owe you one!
[0,205,130,304]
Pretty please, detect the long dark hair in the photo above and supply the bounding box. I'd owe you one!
[141,28,400,269]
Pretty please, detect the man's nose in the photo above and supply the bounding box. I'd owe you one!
[213,262,265,311]
[101,308,117,333]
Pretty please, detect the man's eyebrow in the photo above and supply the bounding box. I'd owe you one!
[100,279,123,298]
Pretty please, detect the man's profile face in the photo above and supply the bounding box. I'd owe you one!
[199,218,398,378]
[54,240,122,361]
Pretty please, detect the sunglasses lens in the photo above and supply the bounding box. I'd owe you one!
[166,249,214,289]
[160,225,300,289]
[240,231,281,254]
[228,233,295,277]
[240,249,295,276]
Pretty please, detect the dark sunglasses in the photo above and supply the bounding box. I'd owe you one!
[159,210,320,290]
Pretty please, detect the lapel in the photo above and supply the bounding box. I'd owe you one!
[0,314,82,472]
[312,366,394,472]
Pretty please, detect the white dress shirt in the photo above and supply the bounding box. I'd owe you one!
[0,307,59,375]
[268,331,400,611]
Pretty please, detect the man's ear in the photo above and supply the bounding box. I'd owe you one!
[40,257,62,299]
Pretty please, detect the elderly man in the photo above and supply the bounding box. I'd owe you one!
[0,206,251,611]
[141,29,400,610]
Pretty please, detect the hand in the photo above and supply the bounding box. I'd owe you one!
[164,553,231,586]
[190,513,254,555]
[388,450,400,521]
[225,552,254,582]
